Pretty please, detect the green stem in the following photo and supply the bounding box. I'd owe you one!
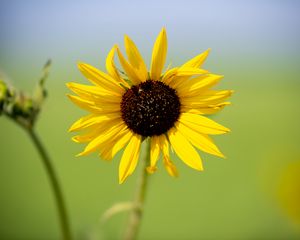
[123,138,151,240]
[27,129,72,240]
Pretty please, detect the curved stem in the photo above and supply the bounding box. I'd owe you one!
[27,129,72,240]
[123,138,151,240]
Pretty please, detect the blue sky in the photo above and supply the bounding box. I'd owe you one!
[0,0,299,84]
[1,0,299,54]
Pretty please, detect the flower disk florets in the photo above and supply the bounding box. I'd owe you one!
[121,80,181,137]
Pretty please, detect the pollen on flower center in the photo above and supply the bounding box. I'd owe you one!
[121,80,181,137]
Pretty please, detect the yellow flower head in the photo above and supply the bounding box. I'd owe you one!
[67,28,232,184]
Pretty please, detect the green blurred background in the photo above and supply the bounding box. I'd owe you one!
[1,0,300,239]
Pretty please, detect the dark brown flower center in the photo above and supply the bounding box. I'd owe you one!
[121,80,181,137]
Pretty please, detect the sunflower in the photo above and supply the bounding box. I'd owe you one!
[67,28,232,184]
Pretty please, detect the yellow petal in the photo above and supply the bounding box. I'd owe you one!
[157,134,179,177]
[116,47,141,85]
[163,156,179,177]
[155,135,167,158]
[66,82,113,98]
[150,28,167,81]
[163,68,209,90]
[161,67,178,85]
[181,90,233,106]
[67,94,120,115]
[67,82,122,107]
[95,104,121,114]
[177,122,225,158]
[181,48,211,68]
[182,102,231,115]
[72,131,100,143]
[69,114,95,132]
[179,112,230,135]
[88,93,121,106]
[72,117,123,144]
[78,63,123,94]
[148,136,160,173]
[106,45,130,88]
[72,118,122,144]
[67,94,99,113]
[168,127,203,171]
[146,166,158,174]
[78,122,126,156]
[119,134,142,184]
[176,67,209,77]
[68,113,120,132]
[100,128,133,161]
[124,35,148,81]
[178,74,224,97]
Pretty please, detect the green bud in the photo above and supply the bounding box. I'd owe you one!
[0,80,8,98]
[0,80,8,114]
[34,59,51,105]
[1,60,51,128]
[11,94,35,119]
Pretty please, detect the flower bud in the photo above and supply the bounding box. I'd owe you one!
[0,80,8,114]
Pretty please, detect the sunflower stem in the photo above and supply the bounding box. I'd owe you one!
[27,128,72,240]
[123,138,151,240]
